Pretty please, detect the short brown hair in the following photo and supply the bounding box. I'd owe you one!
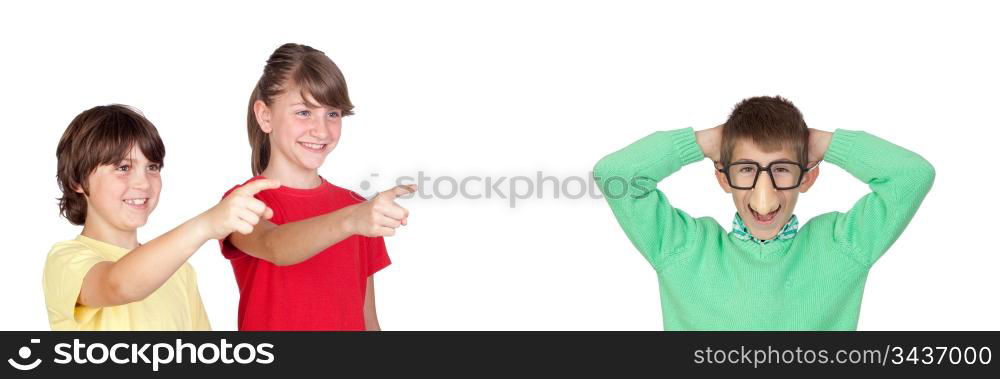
[56,104,165,225]
[720,95,809,165]
[247,43,354,175]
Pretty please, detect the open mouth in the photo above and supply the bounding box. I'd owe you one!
[123,198,149,209]
[749,204,780,224]
[298,142,327,153]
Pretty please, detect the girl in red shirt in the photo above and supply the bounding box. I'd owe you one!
[220,43,415,331]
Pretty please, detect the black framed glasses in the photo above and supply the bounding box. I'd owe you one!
[716,161,814,190]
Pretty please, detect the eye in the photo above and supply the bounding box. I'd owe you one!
[147,163,162,172]
[116,164,130,172]
[738,166,755,173]
[327,111,340,118]
[296,110,311,117]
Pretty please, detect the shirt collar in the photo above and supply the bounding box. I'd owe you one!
[731,212,799,244]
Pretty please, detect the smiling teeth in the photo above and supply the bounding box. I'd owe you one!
[301,142,325,149]
[124,198,147,205]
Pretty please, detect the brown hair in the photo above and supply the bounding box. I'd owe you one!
[247,43,354,175]
[720,95,809,165]
[56,104,165,225]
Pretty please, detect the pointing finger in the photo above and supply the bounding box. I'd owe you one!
[381,184,417,200]
[236,179,282,196]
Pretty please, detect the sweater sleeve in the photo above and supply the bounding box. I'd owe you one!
[593,128,706,270]
[823,129,935,267]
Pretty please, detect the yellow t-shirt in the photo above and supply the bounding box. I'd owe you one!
[42,235,211,331]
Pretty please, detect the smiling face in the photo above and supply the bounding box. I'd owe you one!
[80,144,162,234]
[715,138,818,240]
[255,84,343,177]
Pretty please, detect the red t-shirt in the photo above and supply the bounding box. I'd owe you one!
[220,176,390,330]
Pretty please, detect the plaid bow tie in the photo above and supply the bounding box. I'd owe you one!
[731,212,799,244]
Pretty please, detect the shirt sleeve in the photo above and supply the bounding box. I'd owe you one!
[364,236,391,277]
[593,128,706,270]
[824,129,936,267]
[42,242,107,329]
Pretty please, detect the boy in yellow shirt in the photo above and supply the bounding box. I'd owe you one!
[43,104,280,330]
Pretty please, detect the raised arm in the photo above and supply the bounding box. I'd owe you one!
[77,179,281,307]
[593,126,713,269]
[821,129,935,266]
[228,184,415,267]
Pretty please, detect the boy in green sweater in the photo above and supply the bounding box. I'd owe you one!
[593,96,934,330]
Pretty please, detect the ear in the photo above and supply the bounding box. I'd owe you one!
[72,176,88,195]
[714,165,733,194]
[253,100,273,133]
[798,163,820,193]
[72,182,90,201]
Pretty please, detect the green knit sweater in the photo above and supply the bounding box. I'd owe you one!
[593,128,935,330]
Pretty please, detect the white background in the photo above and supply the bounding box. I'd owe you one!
[1,0,997,330]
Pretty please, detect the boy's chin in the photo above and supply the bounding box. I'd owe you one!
[118,216,150,231]
[742,214,784,237]
[123,221,148,231]
[747,219,789,240]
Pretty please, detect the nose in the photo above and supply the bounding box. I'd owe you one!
[309,117,330,140]
[750,172,780,214]
[129,169,150,191]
